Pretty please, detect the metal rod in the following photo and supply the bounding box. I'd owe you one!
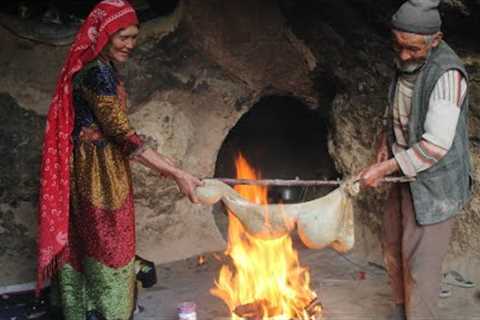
[213,176,414,186]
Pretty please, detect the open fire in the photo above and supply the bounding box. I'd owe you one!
[211,153,321,319]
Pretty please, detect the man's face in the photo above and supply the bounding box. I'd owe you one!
[106,25,139,64]
[392,30,441,73]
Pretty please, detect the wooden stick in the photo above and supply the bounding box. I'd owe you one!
[213,177,415,187]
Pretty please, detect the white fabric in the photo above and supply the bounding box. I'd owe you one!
[195,179,357,252]
[423,99,461,149]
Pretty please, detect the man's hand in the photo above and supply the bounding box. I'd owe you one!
[172,170,203,203]
[359,158,399,188]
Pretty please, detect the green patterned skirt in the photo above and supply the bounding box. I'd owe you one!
[50,258,136,320]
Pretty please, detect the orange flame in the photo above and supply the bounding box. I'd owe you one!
[211,153,318,319]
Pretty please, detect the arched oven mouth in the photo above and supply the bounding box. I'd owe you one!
[213,95,341,237]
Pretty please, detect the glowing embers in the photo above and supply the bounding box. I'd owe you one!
[211,153,321,320]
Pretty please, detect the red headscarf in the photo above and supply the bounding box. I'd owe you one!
[37,0,138,293]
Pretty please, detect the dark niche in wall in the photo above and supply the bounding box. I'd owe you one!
[214,95,341,237]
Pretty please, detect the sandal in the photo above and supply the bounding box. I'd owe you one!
[442,271,475,288]
[439,286,452,298]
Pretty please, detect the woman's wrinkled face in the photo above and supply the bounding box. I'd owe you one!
[106,25,139,63]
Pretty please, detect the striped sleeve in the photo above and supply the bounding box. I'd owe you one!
[394,70,467,177]
[429,69,467,107]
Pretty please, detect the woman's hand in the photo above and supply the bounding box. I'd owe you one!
[172,170,203,203]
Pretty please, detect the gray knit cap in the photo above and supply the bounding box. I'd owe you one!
[392,0,442,34]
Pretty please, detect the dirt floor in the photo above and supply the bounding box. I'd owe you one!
[135,248,480,320]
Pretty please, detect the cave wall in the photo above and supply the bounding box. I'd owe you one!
[1,0,480,286]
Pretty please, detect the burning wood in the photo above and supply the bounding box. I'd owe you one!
[233,299,269,319]
[233,298,322,319]
[304,298,323,318]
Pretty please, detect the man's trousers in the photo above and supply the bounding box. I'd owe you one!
[383,184,454,319]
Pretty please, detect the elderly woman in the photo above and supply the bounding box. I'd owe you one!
[37,1,201,319]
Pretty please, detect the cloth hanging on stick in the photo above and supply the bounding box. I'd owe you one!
[195,179,359,252]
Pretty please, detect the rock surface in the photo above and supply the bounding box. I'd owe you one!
[0,93,44,285]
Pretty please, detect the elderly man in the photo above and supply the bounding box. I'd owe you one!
[359,1,472,319]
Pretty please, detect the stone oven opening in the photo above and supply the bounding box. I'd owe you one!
[213,95,341,237]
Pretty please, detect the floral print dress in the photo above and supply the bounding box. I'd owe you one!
[50,57,144,320]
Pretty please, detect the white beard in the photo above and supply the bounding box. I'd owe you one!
[394,49,432,74]
[394,57,425,74]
